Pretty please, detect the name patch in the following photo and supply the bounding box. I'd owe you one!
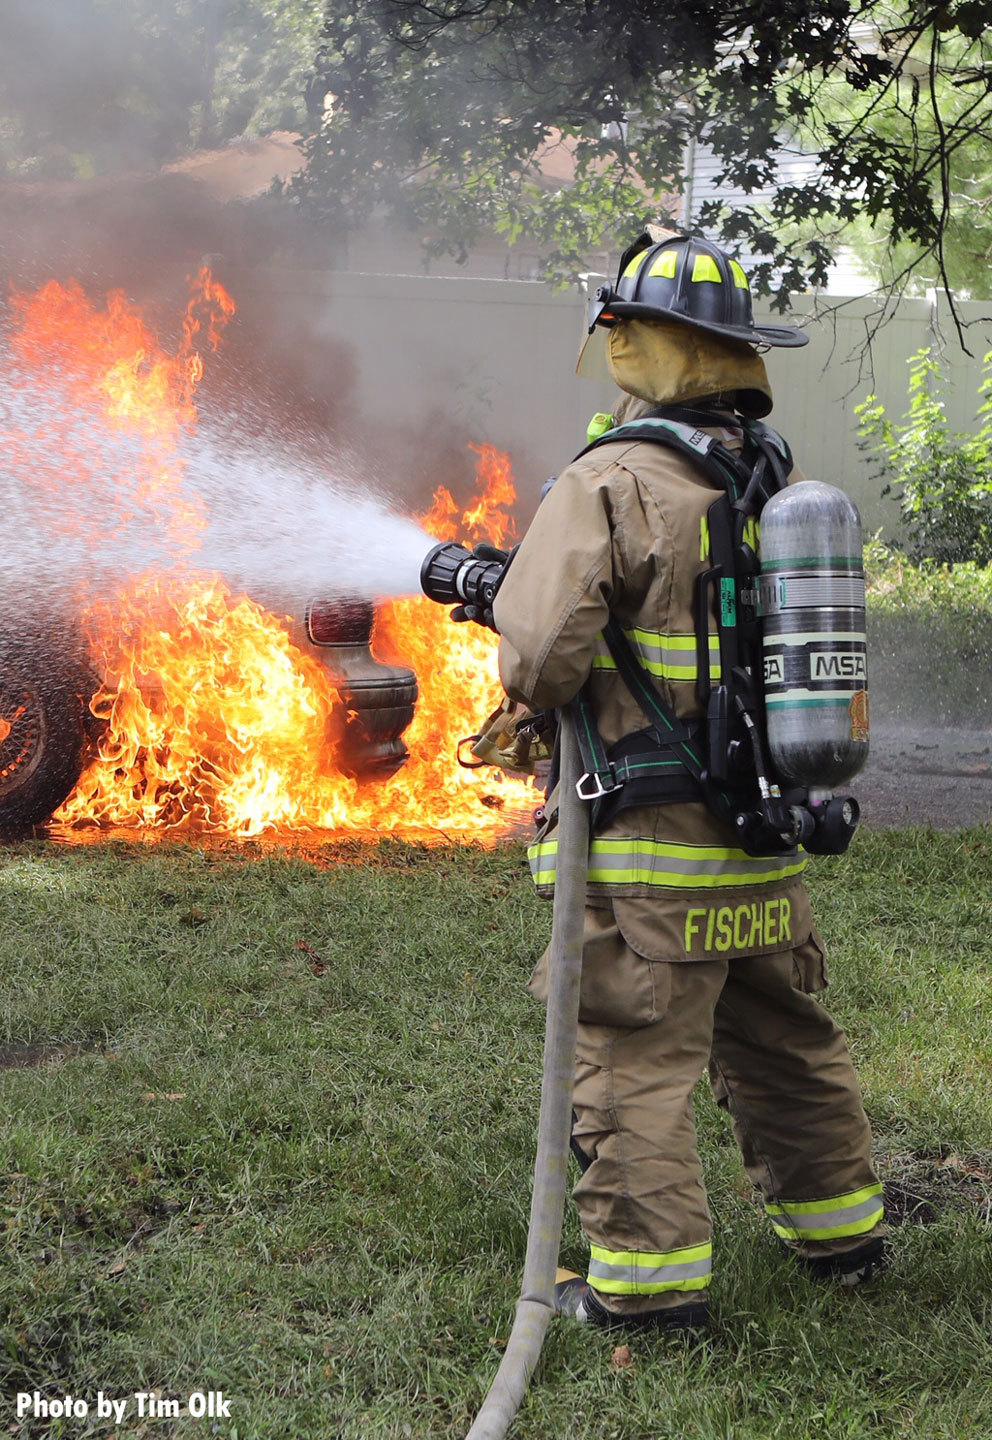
[684,897,792,955]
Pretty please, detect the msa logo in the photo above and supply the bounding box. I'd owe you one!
[764,655,785,684]
[811,650,866,680]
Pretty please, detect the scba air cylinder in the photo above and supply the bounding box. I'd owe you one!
[758,481,869,788]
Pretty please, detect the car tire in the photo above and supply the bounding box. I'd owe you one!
[0,664,87,830]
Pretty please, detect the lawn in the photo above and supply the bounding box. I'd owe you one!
[1,828,991,1439]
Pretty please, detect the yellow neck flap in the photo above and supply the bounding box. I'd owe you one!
[606,317,773,419]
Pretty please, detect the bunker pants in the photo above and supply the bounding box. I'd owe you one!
[558,904,884,1316]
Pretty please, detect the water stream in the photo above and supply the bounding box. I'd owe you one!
[0,378,435,618]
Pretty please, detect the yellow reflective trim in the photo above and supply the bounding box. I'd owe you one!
[691,254,722,283]
[729,259,749,290]
[647,248,679,279]
[531,869,557,887]
[768,1214,883,1242]
[622,249,651,280]
[627,628,697,650]
[591,628,721,682]
[588,1241,712,1294]
[598,838,751,857]
[700,514,710,562]
[528,837,807,890]
[586,861,807,889]
[590,1242,710,1266]
[527,839,558,888]
[593,1275,710,1294]
[765,1183,884,1241]
[590,657,722,681]
[639,659,711,681]
[765,1184,883,1217]
[598,1277,708,1294]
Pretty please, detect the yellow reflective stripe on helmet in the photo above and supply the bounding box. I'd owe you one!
[590,628,721,682]
[765,1184,884,1242]
[647,248,679,279]
[691,254,723,283]
[729,259,749,290]
[588,1241,712,1295]
[527,837,806,889]
[622,249,651,280]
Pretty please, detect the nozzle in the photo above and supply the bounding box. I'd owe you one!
[420,541,475,605]
[420,541,506,611]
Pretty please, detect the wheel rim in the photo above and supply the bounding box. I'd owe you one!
[0,684,46,795]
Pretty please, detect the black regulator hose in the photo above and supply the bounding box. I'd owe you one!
[464,708,588,1440]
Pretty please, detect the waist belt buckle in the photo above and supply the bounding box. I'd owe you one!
[576,770,623,801]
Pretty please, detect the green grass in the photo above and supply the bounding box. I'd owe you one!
[1,829,991,1439]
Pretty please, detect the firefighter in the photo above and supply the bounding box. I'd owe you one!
[490,230,886,1332]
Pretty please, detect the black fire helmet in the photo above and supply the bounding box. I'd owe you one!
[587,232,809,349]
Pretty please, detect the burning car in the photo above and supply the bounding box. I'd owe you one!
[0,598,417,832]
[1,270,531,841]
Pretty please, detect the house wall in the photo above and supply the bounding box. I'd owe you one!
[682,137,872,295]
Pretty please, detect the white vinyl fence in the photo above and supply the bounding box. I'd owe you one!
[222,267,992,537]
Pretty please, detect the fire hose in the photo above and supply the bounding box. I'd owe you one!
[420,540,589,1436]
[464,706,587,1440]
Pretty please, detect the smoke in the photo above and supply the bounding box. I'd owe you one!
[0,1,176,174]
[0,0,324,181]
[0,1,451,617]
[0,1,529,644]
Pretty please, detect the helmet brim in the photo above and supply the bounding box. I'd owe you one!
[602,298,809,349]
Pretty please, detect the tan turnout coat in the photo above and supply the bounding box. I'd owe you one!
[493,408,812,964]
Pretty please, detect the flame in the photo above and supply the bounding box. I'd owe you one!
[7,268,231,552]
[369,450,525,836]
[420,444,518,549]
[461,443,519,545]
[5,272,536,839]
[59,576,345,832]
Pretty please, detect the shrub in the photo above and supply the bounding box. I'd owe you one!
[857,347,992,566]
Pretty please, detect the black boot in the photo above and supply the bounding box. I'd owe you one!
[553,1271,710,1332]
[788,1235,889,1287]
